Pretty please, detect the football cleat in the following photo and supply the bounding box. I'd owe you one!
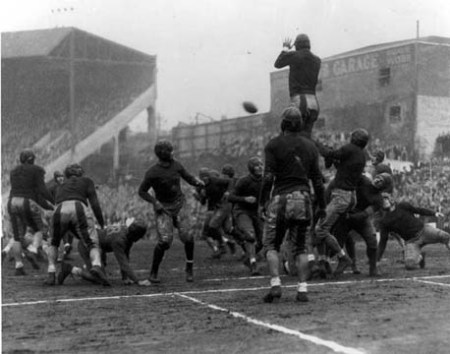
[43,272,56,285]
[334,255,352,276]
[24,250,40,270]
[57,262,73,285]
[263,286,282,303]
[250,262,260,276]
[296,292,309,302]
[149,272,161,284]
[15,267,26,276]
[90,266,111,286]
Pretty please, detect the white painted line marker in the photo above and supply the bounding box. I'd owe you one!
[413,279,450,287]
[176,293,366,354]
[3,274,449,307]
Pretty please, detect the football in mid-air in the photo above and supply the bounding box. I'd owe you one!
[242,101,258,114]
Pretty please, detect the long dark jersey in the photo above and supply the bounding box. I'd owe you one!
[379,202,435,241]
[274,48,321,96]
[319,142,366,191]
[202,176,231,211]
[138,160,200,204]
[228,174,261,213]
[9,164,53,209]
[98,226,138,283]
[261,133,325,209]
[55,176,105,228]
[46,180,61,204]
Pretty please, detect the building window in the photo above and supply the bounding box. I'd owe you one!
[389,105,401,124]
[379,67,391,86]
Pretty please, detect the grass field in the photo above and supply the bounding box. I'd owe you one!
[2,235,450,354]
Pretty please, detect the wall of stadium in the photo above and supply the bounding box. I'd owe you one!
[171,114,267,158]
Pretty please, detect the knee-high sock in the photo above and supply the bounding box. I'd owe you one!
[28,231,43,254]
[367,247,377,272]
[184,241,194,262]
[295,253,309,284]
[46,245,57,273]
[266,250,280,279]
[89,247,102,267]
[151,244,165,275]
[244,242,256,262]
[12,241,24,268]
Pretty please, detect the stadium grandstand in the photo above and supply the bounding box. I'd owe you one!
[1,27,157,195]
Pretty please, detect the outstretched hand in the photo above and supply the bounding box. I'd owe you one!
[282,37,292,49]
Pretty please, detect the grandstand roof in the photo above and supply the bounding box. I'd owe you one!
[1,27,155,65]
[324,36,450,61]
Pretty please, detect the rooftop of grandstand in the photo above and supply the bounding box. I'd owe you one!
[2,27,157,193]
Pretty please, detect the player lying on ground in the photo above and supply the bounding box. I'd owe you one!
[57,219,150,286]
[378,194,450,270]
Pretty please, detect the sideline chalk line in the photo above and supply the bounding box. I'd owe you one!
[3,274,449,307]
[177,292,366,354]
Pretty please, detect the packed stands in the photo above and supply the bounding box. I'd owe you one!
[1,28,155,193]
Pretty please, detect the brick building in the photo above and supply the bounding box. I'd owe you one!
[270,36,450,160]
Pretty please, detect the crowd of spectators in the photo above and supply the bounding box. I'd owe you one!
[2,63,152,192]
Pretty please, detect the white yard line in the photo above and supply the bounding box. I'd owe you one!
[3,274,450,307]
[176,293,366,354]
[412,278,450,287]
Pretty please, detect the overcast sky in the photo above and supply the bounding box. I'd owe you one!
[1,0,449,129]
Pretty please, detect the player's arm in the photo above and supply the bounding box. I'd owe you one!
[274,46,295,68]
[228,178,254,204]
[314,141,349,162]
[178,163,204,188]
[308,152,326,211]
[86,179,105,228]
[404,203,436,217]
[260,146,276,208]
[112,243,139,284]
[36,168,54,207]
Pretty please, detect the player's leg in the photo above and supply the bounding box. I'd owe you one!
[263,196,284,303]
[177,206,195,282]
[73,202,109,286]
[290,221,310,302]
[8,197,29,275]
[149,211,174,283]
[315,189,354,274]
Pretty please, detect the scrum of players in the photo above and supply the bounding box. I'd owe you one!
[3,34,450,303]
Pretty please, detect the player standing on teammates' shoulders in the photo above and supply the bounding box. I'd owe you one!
[45,163,108,286]
[260,107,326,303]
[138,140,204,283]
[228,156,264,276]
[274,33,321,138]
[7,150,54,275]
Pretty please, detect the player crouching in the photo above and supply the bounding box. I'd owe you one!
[58,219,150,286]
